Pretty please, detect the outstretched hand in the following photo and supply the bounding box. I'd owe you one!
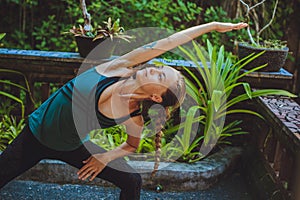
[214,22,248,33]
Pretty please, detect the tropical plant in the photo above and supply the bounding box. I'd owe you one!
[172,39,296,161]
[68,0,134,58]
[136,124,156,154]
[0,34,29,151]
[89,125,127,151]
[89,121,163,157]
[69,0,132,42]
[0,115,25,151]
[0,33,5,40]
[0,33,5,47]
[163,128,204,163]
[0,69,34,118]
[69,17,133,42]
[0,100,18,117]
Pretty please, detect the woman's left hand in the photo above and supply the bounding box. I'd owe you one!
[77,153,109,181]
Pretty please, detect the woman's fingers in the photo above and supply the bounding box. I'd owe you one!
[79,166,103,181]
[77,162,90,176]
[90,169,102,181]
[78,165,92,179]
[234,22,248,30]
[77,156,105,181]
[215,22,248,33]
[81,168,95,180]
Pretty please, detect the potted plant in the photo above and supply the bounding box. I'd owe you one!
[237,0,289,72]
[69,0,133,59]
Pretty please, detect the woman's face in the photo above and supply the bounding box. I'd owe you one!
[135,65,179,97]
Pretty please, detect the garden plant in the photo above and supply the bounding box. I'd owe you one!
[0,33,33,151]
[239,0,283,48]
[0,69,33,150]
[237,0,289,71]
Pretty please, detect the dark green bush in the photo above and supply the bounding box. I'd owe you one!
[0,0,201,52]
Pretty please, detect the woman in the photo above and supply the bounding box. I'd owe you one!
[0,21,247,199]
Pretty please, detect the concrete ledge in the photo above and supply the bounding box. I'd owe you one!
[14,146,242,191]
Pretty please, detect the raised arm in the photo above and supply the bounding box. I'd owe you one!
[99,21,248,71]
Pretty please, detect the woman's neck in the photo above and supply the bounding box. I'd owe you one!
[110,78,144,111]
[117,77,147,100]
[98,78,142,118]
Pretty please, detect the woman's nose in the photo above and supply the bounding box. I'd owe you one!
[150,68,161,75]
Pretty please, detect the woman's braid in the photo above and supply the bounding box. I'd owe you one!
[151,108,166,177]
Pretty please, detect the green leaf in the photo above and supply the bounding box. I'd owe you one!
[225,109,264,119]
[211,90,223,112]
[226,89,296,111]
[0,91,24,118]
[242,83,252,99]
[0,80,28,91]
[0,33,6,41]
[204,100,214,145]
[183,106,201,152]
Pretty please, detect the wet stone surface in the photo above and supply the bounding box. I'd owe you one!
[259,95,300,136]
[0,172,252,200]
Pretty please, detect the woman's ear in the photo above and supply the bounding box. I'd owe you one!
[150,94,163,103]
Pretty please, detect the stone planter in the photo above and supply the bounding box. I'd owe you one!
[75,36,117,59]
[13,146,242,191]
[238,42,289,72]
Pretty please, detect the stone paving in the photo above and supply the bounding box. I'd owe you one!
[259,95,300,138]
[0,172,253,200]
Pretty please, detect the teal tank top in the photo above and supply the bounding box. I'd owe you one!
[29,67,141,151]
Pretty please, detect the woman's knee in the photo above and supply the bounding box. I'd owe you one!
[128,172,142,188]
[118,172,142,192]
[120,172,142,200]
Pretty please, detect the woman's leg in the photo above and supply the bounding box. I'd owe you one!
[0,126,46,188]
[59,141,142,200]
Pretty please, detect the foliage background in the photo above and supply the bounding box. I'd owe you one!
[0,0,299,156]
[0,0,294,53]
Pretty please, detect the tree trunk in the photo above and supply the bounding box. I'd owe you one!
[285,0,300,93]
[221,0,240,19]
[80,0,92,32]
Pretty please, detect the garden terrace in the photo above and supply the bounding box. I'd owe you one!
[0,48,299,199]
[242,95,300,199]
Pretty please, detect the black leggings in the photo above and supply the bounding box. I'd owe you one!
[0,126,142,200]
